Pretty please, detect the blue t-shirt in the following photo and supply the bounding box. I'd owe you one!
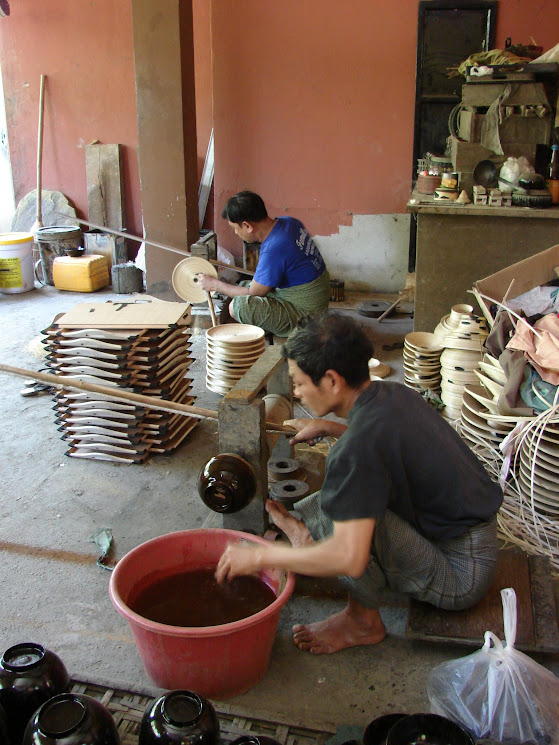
[253,216,326,289]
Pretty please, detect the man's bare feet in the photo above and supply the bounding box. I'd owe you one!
[292,598,386,654]
[265,499,314,548]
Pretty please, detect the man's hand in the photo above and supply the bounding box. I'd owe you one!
[283,418,326,445]
[198,274,222,293]
[283,418,348,445]
[215,541,263,583]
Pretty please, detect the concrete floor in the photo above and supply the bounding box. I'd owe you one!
[0,284,556,735]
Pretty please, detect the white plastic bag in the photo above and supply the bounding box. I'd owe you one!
[427,588,559,745]
[499,157,535,192]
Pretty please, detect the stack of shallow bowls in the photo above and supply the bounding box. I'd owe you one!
[433,304,489,420]
[403,332,443,393]
[433,303,489,349]
[458,384,517,453]
[440,349,485,420]
[518,422,559,519]
[206,324,266,395]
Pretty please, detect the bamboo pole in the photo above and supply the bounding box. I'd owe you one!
[206,291,218,327]
[0,363,296,435]
[34,74,46,231]
[52,212,256,277]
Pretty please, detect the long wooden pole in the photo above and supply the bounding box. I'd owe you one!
[53,212,256,278]
[206,291,218,327]
[0,363,295,435]
[35,74,46,230]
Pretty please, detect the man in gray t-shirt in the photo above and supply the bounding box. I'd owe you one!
[215,312,503,655]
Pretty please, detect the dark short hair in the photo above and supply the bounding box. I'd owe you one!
[282,312,373,387]
[221,191,268,224]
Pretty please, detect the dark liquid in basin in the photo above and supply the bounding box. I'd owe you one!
[131,567,276,626]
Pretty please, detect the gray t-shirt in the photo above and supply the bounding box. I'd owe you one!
[320,382,503,540]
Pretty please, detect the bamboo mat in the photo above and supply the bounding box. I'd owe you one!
[70,680,337,745]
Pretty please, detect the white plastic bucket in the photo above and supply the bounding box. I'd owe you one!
[0,232,35,294]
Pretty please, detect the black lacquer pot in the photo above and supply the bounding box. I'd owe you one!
[22,693,119,745]
[139,691,220,745]
[197,454,256,513]
[231,737,282,745]
[0,643,70,745]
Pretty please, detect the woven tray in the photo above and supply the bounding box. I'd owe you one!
[70,681,337,745]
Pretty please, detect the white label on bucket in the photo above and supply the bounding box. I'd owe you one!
[0,257,23,288]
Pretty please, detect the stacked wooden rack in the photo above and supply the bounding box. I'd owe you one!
[42,297,198,463]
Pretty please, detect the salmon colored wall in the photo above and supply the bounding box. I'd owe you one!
[212,0,417,251]
[1,1,558,258]
[0,1,141,236]
[494,0,559,50]
[0,0,213,247]
[211,0,559,255]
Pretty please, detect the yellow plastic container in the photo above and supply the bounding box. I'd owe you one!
[52,254,109,292]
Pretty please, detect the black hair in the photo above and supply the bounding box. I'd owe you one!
[221,191,268,224]
[282,312,373,387]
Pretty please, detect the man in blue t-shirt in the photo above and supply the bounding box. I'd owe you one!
[199,191,330,336]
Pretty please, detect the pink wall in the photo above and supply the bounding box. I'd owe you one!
[494,0,559,49]
[212,0,417,250]
[0,2,141,236]
[212,0,559,255]
[0,1,558,258]
[0,0,213,248]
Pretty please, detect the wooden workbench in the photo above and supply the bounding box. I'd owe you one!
[407,192,559,332]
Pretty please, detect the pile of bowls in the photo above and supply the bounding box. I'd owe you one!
[440,349,486,420]
[205,324,265,395]
[518,420,559,519]
[433,304,488,351]
[458,384,517,454]
[433,304,489,420]
[403,332,443,394]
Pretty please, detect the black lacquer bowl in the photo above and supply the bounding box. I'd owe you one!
[231,736,282,745]
[0,643,70,745]
[139,691,220,745]
[23,693,119,745]
[197,453,256,513]
[386,714,474,745]
[364,714,408,745]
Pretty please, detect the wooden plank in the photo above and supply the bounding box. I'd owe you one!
[405,548,559,653]
[529,554,559,653]
[85,143,126,230]
[224,346,285,405]
[55,299,191,329]
[198,129,214,227]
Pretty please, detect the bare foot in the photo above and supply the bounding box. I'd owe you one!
[265,499,314,548]
[292,600,386,654]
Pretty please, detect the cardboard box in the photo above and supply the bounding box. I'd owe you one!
[450,135,537,172]
[473,243,559,326]
[461,82,550,109]
[458,107,551,145]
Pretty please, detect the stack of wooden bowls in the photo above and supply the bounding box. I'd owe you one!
[206,324,266,395]
[403,332,443,393]
[458,384,517,454]
[518,421,559,519]
[433,304,489,420]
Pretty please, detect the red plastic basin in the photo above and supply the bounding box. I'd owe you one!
[109,529,295,699]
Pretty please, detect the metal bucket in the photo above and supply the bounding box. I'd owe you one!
[35,226,82,286]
